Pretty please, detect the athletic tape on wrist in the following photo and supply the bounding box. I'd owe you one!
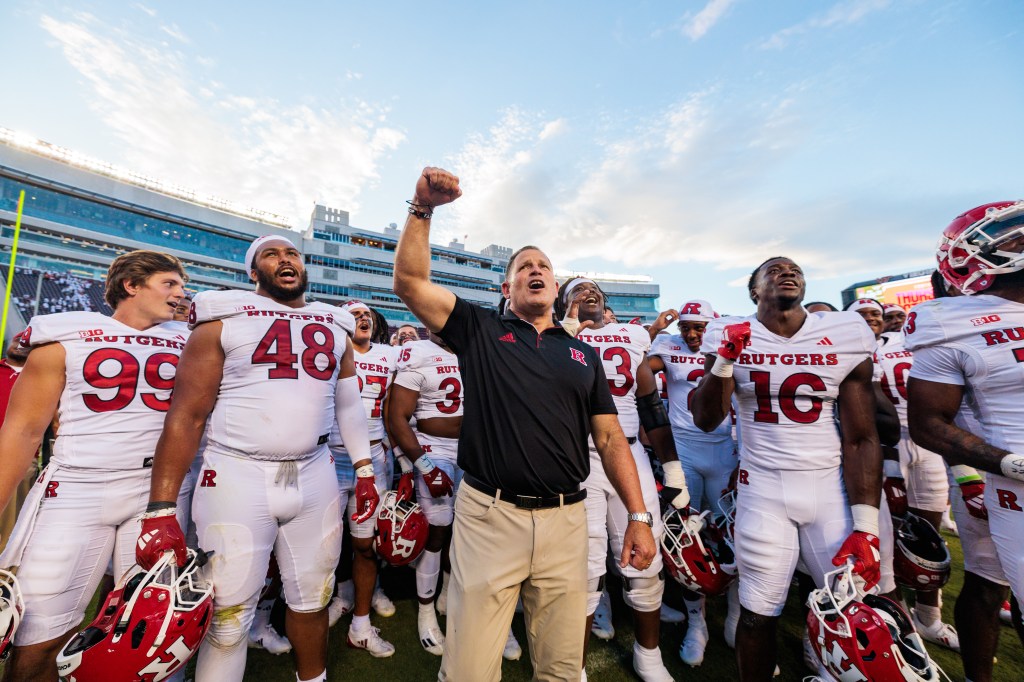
[414,456,435,474]
[710,358,734,378]
[851,503,879,536]
[883,459,903,479]
[355,464,375,479]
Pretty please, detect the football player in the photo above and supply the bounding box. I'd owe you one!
[557,277,689,682]
[691,256,882,682]
[326,300,399,657]
[906,201,1024,657]
[0,251,188,682]
[394,324,420,346]
[136,235,378,682]
[882,303,907,334]
[647,299,739,663]
[386,331,524,660]
[327,299,399,655]
[873,300,960,650]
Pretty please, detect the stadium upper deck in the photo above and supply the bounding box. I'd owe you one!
[0,129,659,326]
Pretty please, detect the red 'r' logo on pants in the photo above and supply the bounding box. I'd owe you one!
[200,470,217,488]
[44,481,59,498]
[738,469,749,486]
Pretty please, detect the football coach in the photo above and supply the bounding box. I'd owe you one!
[393,167,657,681]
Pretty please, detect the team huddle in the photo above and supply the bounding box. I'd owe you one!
[0,165,1022,682]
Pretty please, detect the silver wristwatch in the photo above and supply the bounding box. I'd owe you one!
[627,511,654,526]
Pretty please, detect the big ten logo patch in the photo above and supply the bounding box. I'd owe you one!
[200,470,218,488]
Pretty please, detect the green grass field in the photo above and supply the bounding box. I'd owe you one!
[239,528,1024,681]
[5,528,1020,680]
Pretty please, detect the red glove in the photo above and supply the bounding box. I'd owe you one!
[959,480,988,520]
[137,507,186,569]
[883,477,908,518]
[832,531,881,591]
[396,472,415,503]
[718,322,751,361]
[415,455,454,498]
[352,466,380,522]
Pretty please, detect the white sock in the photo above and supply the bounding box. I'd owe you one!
[297,671,327,682]
[916,603,941,627]
[416,549,442,600]
[634,641,662,658]
[351,613,371,632]
[252,598,274,630]
[684,596,706,628]
[419,602,435,617]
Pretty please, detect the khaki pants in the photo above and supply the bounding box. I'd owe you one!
[439,482,588,682]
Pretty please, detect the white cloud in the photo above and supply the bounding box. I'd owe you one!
[762,0,891,49]
[441,91,931,282]
[682,0,738,41]
[39,13,403,226]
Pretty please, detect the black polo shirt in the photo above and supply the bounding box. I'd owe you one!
[439,296,617,497]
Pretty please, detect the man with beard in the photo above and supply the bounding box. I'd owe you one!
[691,256,882,682]
[394,167,656,682]
[136,235,378,682]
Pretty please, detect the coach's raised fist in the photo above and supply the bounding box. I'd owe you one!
[413,167,462,209]
[718,321,751,361]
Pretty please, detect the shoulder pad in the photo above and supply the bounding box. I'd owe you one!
[901,299,950,352]
[23,312,112,347]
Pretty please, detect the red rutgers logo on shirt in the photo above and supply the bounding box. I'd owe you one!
[569,348,588,366]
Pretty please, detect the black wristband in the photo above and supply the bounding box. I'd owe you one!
[406,200,433,220]
[146,501,177,513]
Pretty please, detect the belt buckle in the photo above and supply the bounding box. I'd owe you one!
[516,494,544,509]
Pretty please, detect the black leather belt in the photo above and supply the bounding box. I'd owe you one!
[626,436,638,444]
[465,474,587,509]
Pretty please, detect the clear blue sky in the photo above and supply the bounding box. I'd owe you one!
[2,0,1022,313]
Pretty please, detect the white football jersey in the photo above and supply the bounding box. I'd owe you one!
[905,295,1024,457]
[649,334,731,442]
[875,334,914,426]
[352,343,399,440]
[392,340,463,420]
[576,323,651,437]
[192,290,355,460]
[701,311,875,470]
[23,312,189,470]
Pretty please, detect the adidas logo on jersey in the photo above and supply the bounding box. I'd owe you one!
[498,333,515,343]
[816,337,833,346]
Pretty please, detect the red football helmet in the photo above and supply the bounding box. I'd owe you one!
[661,508,736,597]
[807,564,943,682]
[0,569,23,660]
[893,512,951,590]
[56,549,213,682]
[937,200,1024,294]
[375,491,429,567]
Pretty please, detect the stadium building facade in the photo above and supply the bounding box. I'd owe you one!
[0,129,659,336]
